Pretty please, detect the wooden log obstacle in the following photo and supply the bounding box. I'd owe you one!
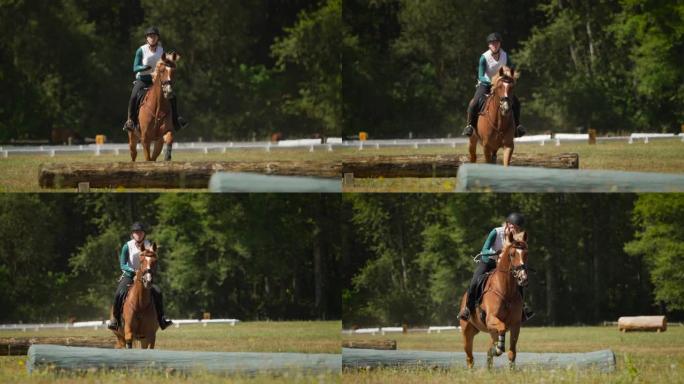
[38,161,340,189]
[342,339,397,350]
[618,316,667,332]
[456,164,684,192]
[1,337,115,356]
[38,153,579,189]
[342,153,578,178]
[342,348,616,372]
[27,344,341,376]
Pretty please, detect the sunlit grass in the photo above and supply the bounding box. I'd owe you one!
[0,321,341,383]
[342,326,684,383]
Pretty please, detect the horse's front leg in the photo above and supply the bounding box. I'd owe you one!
[141,139,152,161]
[508,324,520,370]
[150,137,164,161]
[163,131,174,161]
[483,147,495,164]
[124,321,134,349]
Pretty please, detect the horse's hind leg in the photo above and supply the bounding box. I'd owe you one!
[469,135,477,163]
[461,321,478,369]
[128,132,137,162]
[503,145,514,166]
[508,324,520,370]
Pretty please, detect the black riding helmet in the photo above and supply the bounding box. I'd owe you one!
[130,222,146,232]
[506,212,525,228]
[145,26,160,38]
[487,32,502,43]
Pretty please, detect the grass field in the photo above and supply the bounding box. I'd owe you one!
[342,326,684,383]
[1,139,682,192]
[342,139,684,192]
[0,321,340,383]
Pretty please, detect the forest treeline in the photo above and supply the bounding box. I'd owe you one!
[1,0,340,142]
[341,194,684,326]
[2,0,681,142]
[343,0,683,137]
[0,194,341,322]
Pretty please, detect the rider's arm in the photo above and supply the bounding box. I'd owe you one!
[132,47,148,73]
[477,55,490,84]
[481,228,498,255]
[119,243,136,275]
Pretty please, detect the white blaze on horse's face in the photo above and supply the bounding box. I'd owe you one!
[141,256,154,288]
[513,247,529,287]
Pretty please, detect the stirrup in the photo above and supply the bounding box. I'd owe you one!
[462,124,475,137]
[160,317,173,330]
[108,319,119,330]
[122,120,133,132]
[515,124,526,138]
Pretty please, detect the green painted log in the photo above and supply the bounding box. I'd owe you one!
[456,163,684,192]
[27,345,340,375]
[342,348,615,372]
[208,172,341,192]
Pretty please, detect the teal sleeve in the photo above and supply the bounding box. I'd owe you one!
[480,229,498,261]
[478,55,489,84]
[119,244,136,275]
[132,47,146,73]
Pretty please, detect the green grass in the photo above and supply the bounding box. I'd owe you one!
[0,148,337,193]
[342,326,684,383]
[2,139,682,192]
[0,321,341,383]
[342,139,684,192]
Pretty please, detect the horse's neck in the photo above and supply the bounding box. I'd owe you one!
[129,273,151,308]
[492,247,516,292]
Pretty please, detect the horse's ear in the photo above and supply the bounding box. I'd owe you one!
[521,231,528,242]
[510,67,515,78]
[506,229,514,243]
[151,242,157,252]
[499,67,504,77]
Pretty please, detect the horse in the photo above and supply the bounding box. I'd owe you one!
[459,230,529,369]
[469,66,518,166]
[128,51,181,162]
[111,242,159,349]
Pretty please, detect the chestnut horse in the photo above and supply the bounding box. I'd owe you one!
[469,66,518,166]
[111,243,159,349]
[459,230,529,369]
[129,52,181,162]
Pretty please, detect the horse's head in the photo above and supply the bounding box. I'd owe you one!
[492,66,517,116]
[153,51,181,99]
[138,242,158,289]
[502,230,529,287]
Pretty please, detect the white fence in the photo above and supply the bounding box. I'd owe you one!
[342,326,461,336]
[0,133,680,158]
[0,318,240,332]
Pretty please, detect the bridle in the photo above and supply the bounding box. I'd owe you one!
[496,241,529,283]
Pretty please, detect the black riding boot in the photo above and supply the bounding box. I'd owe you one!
[462,101,478,137]
[518,286,534,322]
[108,290,124,330]
[512,96,525,138]
[170,98,187,131]
[151,287,173,330]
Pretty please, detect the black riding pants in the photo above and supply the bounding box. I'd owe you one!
[466,259,496,311]
[127,80,149,122]
[467,83,521,127]
[112,274,166,325]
